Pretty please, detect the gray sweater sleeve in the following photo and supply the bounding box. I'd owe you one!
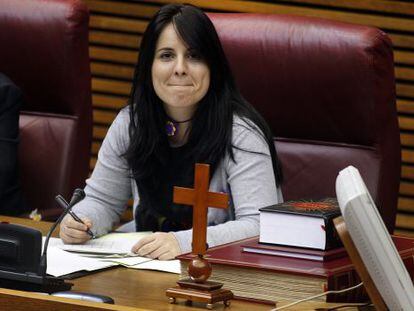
[72,108,132,236]
[173,119,282,253]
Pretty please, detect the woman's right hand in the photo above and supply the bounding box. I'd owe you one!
[59,214,93,244]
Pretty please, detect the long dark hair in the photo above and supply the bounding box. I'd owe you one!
[125,4,283,187]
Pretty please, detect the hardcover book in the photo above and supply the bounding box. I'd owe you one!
[259,198,342,250]
[241,238,347,261]
[177,235,414,303]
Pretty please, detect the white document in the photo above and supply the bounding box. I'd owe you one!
[46,247,117,277]
[128,259,181,274]
[101,257,181,274]
[44,233,180,277]
[49,232,151,255]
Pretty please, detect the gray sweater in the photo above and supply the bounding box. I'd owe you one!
[73,108,283,254]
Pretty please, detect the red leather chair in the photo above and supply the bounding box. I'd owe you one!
[210,14,400,232]
[0,0,92,220]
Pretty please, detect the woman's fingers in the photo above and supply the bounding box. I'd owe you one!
[132,232,181,260]
[59,214,93,244]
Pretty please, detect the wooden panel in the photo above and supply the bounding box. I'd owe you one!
[143,0,414,32]
[388,34,414,50]
[402,150,414,164]
[396,213,414,229]
[90,15,147,33]
[85,0,414,233]
[92,141,101,155]
[85,0,158,18]
[399,116,414,131]
[395,67,414,81]
[91,62,134,79]
[402,165,414,179]
[400,181,414,196]
[270,0,414,15]
[90,156,97,170]
[394,229,414,237]
[93,109,118,125]
[90,31,141,49]
[92,78,131,96]
[394,51,414,66]
[401,133,414,147]
[89,46,138,64]
[397,100,414,114]
[93,94,128,109]
[397,83,414,99]
[93,126,108,140]
[399,197,414,213]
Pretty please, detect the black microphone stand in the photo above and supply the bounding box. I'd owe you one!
[0,189,85,293]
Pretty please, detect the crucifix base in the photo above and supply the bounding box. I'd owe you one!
[166,278,233,310]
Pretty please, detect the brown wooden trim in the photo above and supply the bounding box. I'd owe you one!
[0,288,145,311]
[396,213,414,229]
[142,0,414,32]
[400,181,414,195]
[92,78,132,96]
[91,62,135,79]
[271,0,414,16]
[402,165,414,179]
[93,94,128,109]
[90,46,138,64]
[397,83,414,99]
[397,100,414,114]
[90,15,148,33]
[398,197,414,212]
[85,0,158,18]
[90,31,141,49]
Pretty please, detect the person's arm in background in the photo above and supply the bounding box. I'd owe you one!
[0,73,30,215]
[60,108,133,243]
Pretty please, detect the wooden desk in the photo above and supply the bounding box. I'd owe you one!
[0,216,359,311]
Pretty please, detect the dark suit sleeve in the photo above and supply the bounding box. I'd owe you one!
[0,73,30,215]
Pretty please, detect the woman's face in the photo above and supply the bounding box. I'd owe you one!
[152,23,210,118]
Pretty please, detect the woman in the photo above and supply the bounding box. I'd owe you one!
[60,4,283,260]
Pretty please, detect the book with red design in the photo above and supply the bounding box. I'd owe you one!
[259,198,342,250]
[177,235,414,303]
[241,237,347,261]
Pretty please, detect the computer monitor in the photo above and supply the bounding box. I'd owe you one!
[336,166,414,310]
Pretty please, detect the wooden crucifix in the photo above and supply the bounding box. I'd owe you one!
[166,163,234,309]
[173,163,228,255]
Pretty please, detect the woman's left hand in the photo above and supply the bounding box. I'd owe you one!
[131,232,181,260]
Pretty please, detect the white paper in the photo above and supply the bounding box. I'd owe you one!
[46,247,117,277]
[50,232,151,255]
[43,233,180,276]
[126,259,181,274]
[101,256,153,266]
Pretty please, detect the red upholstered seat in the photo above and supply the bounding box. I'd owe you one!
[0,0,92,220]
[210,13,400,232]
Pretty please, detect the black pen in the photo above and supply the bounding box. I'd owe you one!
[55,195,95,239]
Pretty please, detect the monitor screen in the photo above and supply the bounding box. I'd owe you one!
[336,166,414,310]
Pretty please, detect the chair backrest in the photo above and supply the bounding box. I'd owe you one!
[210,13,400,232]
[0,0,92,220]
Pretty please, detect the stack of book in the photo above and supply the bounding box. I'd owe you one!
[178,235,414,303]
[177,199,414,303]
[259,198,342,250]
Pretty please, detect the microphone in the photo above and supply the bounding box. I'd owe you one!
[0,189,84,293]
[68,188,86,206]
[38,189,86,276]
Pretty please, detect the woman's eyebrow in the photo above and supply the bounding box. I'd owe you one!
[156,47,174,53]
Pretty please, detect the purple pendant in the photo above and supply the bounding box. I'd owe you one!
[166,121,177,136]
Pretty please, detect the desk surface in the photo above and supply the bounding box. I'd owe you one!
[0,216,359,311]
